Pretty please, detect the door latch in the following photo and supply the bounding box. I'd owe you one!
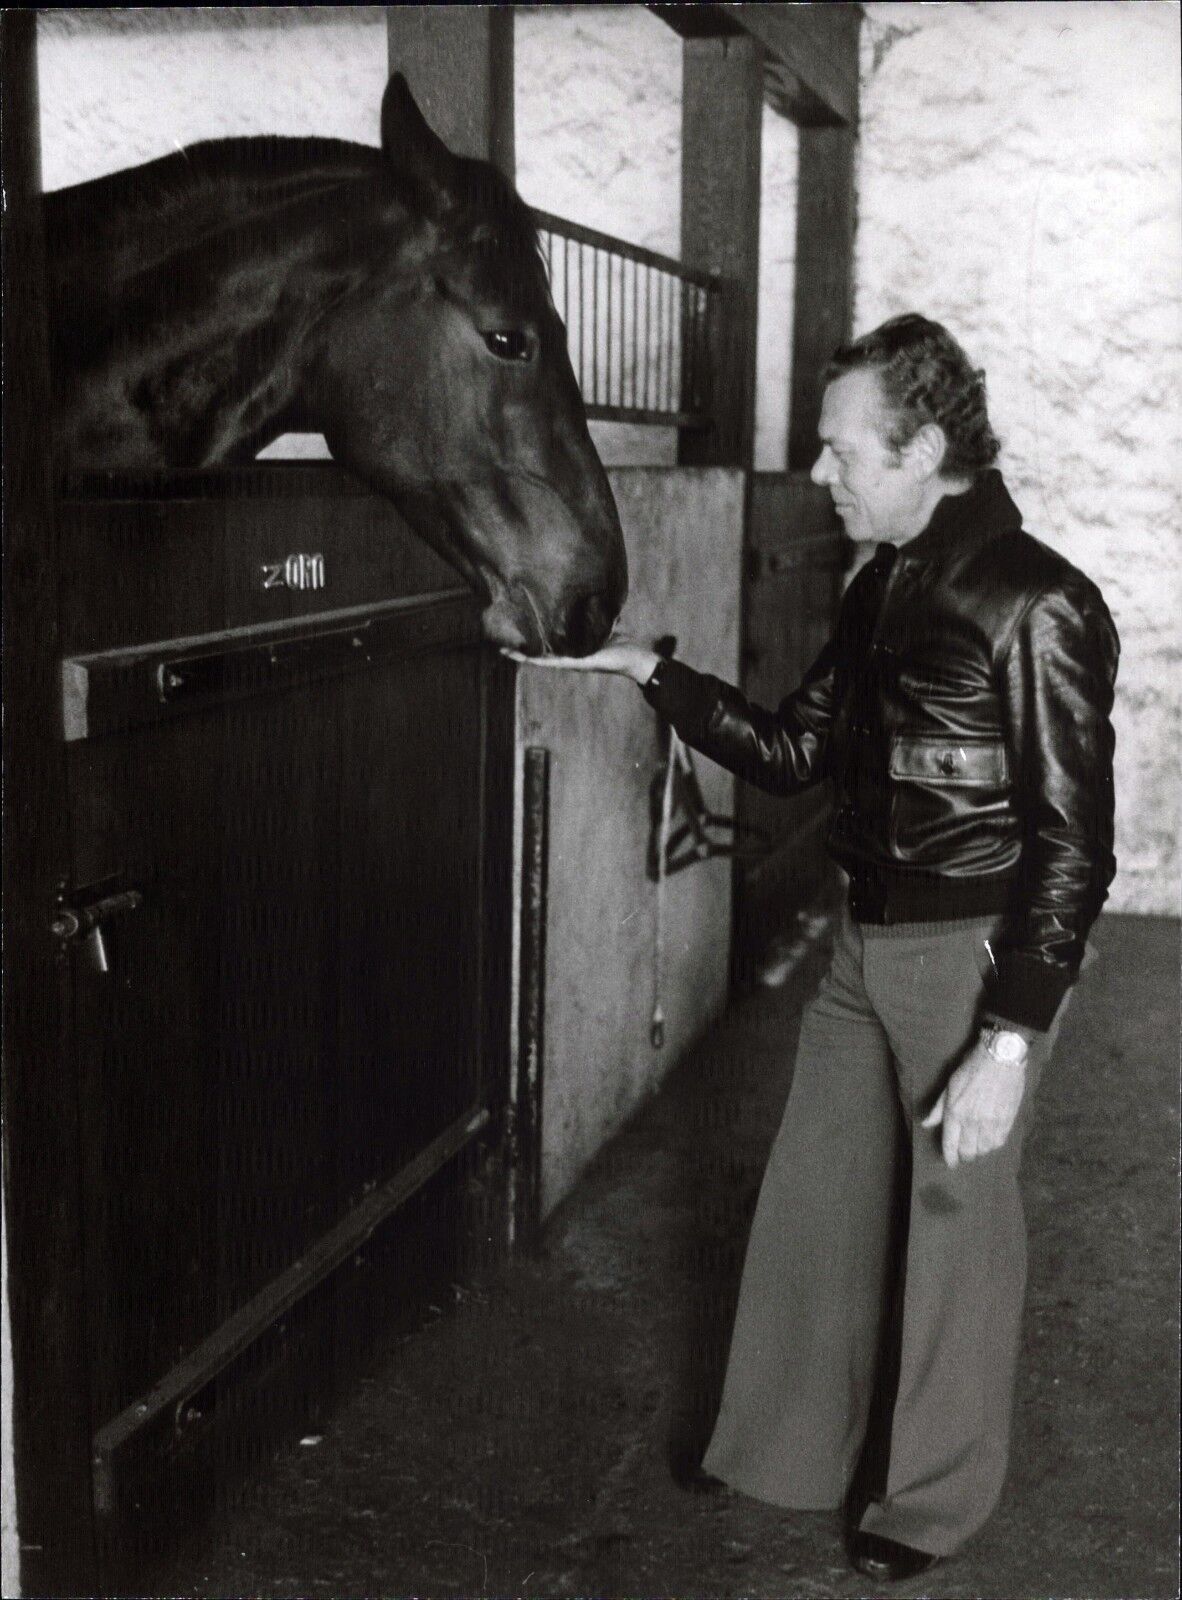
[51,878,142,973]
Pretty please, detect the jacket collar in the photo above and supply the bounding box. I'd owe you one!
[899,469,1023,564]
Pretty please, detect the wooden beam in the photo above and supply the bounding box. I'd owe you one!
[679,33,763,468]
[651,3,862,128]
[1,11,100,1594]
[648,3,742,41]
[728,3,860,127]
[387,6,515,176]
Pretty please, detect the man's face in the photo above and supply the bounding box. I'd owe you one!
[811,369,923,544]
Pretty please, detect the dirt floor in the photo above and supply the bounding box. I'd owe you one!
[157,912,1179,1599]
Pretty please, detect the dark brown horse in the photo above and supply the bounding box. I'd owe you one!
[44,73,626,656]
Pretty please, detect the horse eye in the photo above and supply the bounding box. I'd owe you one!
[483,330,531,362]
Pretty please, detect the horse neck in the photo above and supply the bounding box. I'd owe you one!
[47,138,382,295]
[48,140,409,467]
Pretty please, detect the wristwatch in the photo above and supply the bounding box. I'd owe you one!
[978,1021,1029,1065]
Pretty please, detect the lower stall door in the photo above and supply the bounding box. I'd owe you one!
[62,597,503,1585]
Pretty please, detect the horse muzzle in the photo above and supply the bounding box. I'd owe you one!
[550,586,622,658]
[485,570,624,658]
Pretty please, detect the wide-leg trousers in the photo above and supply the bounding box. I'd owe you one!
[702,909,1067,1556]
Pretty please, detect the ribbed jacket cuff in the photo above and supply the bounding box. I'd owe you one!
[988,952,1070,1033]
[640,656,716,741]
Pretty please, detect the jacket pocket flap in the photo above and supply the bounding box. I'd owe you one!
[890,736,1008,785]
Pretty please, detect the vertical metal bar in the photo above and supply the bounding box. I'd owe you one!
[645,264,654,411]
[687,283,695,414]
[704,286,716,421]
[562,234,570,342]
[516,747,550,1250]
[631,257,639,411]
[605,249,613,407]
[663,274,669,416]
[654,272,663,416]
[698,285,705,413]
[653,268,662,413]
[662,272,671,416]
[638,263,646,412]
[676,278,687,418]
[592,244,599,405]
[665,273,674,414]
[578,242,586,393]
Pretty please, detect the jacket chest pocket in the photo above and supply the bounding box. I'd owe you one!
[889,734,1009,787]
[887,734,1011,864]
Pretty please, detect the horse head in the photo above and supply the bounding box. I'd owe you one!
[303,76,627,656]
[46,75,627,657]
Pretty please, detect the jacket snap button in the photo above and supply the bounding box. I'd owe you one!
[940,752,957,774]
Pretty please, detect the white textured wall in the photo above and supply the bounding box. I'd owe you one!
[856,1,1181,914]
[36,8,388,185]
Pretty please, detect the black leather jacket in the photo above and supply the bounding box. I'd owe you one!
[643,471,1119,1031]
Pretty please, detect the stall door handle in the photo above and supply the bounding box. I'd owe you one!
[51,879,143,973]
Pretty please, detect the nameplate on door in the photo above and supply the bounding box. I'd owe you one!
[259,553,326,591]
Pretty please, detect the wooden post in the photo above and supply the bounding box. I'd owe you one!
[679,34,763,468]
[788,123,858,471]
[386,6,515,177]
[1,11,100,1594]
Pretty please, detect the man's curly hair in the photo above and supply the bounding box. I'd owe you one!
[824,313,1001,477]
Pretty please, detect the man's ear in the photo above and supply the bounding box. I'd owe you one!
[906,421,949,479]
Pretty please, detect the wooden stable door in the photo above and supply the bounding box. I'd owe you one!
[54,466,513,1584]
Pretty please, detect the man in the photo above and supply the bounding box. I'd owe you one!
[513,314,1119,1579]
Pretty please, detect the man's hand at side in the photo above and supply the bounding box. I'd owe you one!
[921,1042,1027,1168]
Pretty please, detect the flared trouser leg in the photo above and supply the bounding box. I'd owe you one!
[702,913,905,1508]
[854,923,1061,1556]
[702,912,1062,1555]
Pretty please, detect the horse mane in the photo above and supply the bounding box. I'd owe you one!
[44,137,383,255]
[44,134,545,276]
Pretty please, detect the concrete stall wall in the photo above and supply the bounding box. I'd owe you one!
[519,470,743,1214]
[856,1,1182,916]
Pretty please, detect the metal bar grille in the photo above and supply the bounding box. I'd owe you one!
[533,210,724,430]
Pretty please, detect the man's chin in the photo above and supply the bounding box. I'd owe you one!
[835,506,873,543]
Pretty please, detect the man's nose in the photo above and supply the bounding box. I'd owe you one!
[810,448,834,487]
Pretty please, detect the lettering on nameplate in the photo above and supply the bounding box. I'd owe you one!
[258,553,326,591]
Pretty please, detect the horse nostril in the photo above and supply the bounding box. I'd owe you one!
[559,590,616,658]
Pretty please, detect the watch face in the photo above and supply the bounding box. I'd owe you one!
[992,1030,1026,1062]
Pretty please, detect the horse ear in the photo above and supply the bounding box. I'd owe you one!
[380,73,459,193]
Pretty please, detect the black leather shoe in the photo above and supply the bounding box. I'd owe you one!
[671,1460,727,1494]
[849,1531,940,1581]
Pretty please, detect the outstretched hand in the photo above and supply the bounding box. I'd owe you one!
[501,636,660,685]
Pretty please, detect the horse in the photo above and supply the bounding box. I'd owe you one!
[44,73,627,658]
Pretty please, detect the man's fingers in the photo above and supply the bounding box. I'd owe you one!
[942,1113,961,1168]
[921,1092,945,1129]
